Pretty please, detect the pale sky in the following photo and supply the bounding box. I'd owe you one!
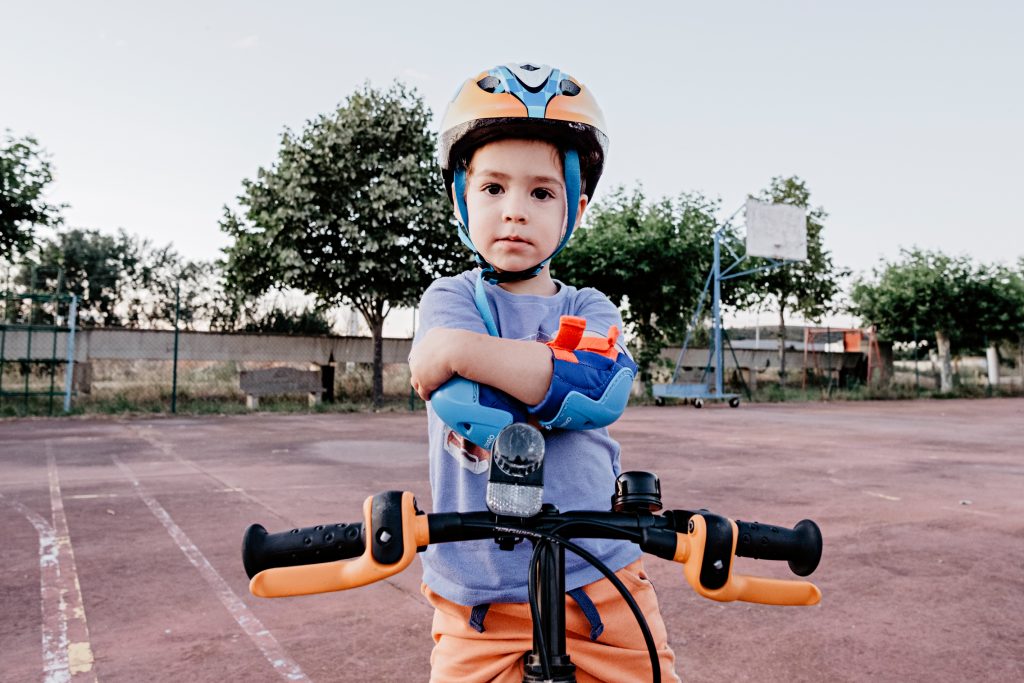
[4,1,1022,334]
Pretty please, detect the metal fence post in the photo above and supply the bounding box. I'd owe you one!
[63,296,78,413]
[171,280,180,413]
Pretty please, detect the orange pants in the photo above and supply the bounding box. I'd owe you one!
[422,558,680,683]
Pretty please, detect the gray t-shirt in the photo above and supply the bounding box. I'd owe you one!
[414,269,640,606]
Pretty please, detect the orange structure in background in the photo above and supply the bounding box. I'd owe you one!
[802,326,882,389]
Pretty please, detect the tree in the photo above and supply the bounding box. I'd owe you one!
[242,305,333,335]
[22,228,213,329]
[553,186,720,389]
[221,82,466,406]
[850,249,976,393]
[1,131,65,261]
[733,176,847,388]
[971,262,1024,378]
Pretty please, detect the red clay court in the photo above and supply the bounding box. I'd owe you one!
[2,398,1022,682]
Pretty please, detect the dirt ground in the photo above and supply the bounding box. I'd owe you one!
[2,398,1022,682]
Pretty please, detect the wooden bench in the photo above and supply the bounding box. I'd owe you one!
[239,367,322,409]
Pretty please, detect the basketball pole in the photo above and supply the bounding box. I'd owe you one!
[655,199,806,407]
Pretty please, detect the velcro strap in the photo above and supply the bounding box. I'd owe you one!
[575,325,620,360]
[546,316,622,363]
[546,316,586,362]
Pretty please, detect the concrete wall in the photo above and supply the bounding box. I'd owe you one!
[0,328,413,364]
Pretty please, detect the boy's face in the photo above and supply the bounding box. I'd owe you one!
[458,138,587,275]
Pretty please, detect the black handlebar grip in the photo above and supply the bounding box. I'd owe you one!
[734,519,822,577]
[242,521,364,579]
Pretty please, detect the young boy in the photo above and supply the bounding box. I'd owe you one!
[410,63,679,683]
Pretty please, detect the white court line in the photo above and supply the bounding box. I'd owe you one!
[863,490,901,501]
[111,455,310,682]
[0,495,69,682]
[47,446,97,680]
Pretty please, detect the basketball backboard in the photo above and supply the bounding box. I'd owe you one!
[745,198,807,261]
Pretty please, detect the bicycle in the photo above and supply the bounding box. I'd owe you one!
[242,424,822,682]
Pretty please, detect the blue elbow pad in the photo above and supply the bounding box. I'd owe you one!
[429,376,529,452]
[529,349,636,430]
[529,316,637,430]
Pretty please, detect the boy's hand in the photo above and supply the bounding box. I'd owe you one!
[410,328,468,401]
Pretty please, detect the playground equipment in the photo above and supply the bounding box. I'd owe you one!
[654,199,807,408]
[801,325,883,392]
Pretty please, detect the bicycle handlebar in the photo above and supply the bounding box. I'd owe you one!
[243,491,822,606]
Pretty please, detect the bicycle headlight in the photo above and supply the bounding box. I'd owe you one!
[485,423,545,517]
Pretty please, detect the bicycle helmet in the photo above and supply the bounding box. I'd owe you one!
[438,63,609,283]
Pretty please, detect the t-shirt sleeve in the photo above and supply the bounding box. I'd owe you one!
[414,276,488,346]
[573,287,624,336]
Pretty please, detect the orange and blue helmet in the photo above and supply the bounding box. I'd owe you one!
[438,63,609,284]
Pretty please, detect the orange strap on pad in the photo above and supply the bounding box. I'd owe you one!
[250,491,428,598]
[546,315,622,362]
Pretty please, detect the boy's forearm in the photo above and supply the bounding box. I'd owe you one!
[448,330,553,406]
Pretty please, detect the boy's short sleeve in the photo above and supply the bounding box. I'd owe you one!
[414,275,488,345]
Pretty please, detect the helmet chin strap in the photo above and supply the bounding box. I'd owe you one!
[453,149,581,286]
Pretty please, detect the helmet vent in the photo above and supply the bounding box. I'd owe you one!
[506,63,552,90]
[559,79,581,97]
[476,76,501,93]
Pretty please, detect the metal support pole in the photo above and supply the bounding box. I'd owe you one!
[48,306,59,415]
[171,280,181,413]
[0,322,6,404]
[24,320,32,413]
[63,296,77,413]
[713,230,724,397]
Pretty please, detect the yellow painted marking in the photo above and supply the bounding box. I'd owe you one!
[68,642,94,674]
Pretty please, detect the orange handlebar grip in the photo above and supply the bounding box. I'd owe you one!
[677,513,822,607]
[250,491,422,598]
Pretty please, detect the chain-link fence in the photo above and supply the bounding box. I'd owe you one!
[0,264,422,416]
[1,288,79,416]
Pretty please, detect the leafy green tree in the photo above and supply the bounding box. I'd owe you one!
[850,249,976,393]
[553,186,720,389]
[733,176,847,387]
[22,228,212,329]
[971,262,1024,376]
[242,305,333,335]
[21,228,143,326]
[221,82,465,406]
[1,131,65,261]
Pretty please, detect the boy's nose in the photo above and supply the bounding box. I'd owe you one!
[502,198,528,224]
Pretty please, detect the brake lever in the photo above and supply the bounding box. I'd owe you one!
[672,513,821,606]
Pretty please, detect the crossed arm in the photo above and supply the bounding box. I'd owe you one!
[409,328,554,404]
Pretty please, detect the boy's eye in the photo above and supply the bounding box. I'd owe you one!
[483,184,503,195]
[532,188,554,200]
